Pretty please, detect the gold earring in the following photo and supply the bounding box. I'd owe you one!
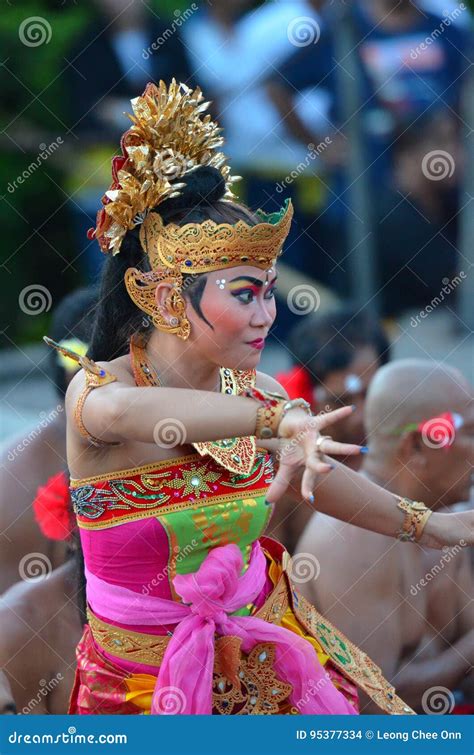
[125,267,191,340]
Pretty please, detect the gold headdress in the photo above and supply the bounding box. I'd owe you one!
[89,80,293,339]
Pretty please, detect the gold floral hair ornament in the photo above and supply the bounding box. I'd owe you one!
[88,79,240,255]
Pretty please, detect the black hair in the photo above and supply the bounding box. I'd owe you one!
[287,306,391,385]
[48,286,99,397]
[88,166,259,362]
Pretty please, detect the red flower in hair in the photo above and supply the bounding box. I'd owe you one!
[33,471,75,541]
[418,411,460,450]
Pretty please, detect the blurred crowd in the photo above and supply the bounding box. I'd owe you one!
[2,0,472,343]
[62,0,472,335]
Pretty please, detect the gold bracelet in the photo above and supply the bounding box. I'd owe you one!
[396,497,433,542]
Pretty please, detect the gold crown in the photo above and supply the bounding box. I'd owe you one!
[139,199,293,275]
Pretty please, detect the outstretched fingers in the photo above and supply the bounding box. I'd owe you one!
[266,463,296,505]
[317,439,363,457]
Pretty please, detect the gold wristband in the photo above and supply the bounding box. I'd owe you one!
[396,497,433,542]
[245,388,311,440]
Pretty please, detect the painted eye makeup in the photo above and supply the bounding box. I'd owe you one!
[228,276,278,304]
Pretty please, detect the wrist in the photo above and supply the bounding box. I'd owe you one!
[418,511,443,549]
[277,407,314,439]
[245,388,311,440]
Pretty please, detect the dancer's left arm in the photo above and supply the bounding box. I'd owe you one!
[256,373,474,549]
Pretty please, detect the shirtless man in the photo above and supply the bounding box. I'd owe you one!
[0,559,82,714]
[0,286,96,593]
[296,359,473,712]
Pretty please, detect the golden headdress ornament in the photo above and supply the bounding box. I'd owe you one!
[89,80,293,340]
[90,79,241,255]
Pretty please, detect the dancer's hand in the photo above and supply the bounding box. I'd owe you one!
[420,509,474,549]
[266,406,364,504]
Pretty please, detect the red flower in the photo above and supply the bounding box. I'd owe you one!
[417,411,458,450]
[275,366,315,407]
[33,471,74,541]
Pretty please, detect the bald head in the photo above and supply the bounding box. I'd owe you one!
[365,359,470,451]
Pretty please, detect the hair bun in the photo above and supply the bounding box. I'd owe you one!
[159,165,226,216]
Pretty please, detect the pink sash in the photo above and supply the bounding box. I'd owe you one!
[85,541,355,715]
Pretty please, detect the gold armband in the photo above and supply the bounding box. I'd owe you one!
[396,497,433,543]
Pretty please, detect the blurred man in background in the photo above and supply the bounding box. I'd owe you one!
[296,360,474,712]
[0,287,96,594]
[268,308,390,552]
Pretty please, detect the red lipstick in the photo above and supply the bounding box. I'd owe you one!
[248,339,265,350]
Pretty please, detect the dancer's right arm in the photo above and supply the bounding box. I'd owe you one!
[71,378,261,445]
[65,364,356,452]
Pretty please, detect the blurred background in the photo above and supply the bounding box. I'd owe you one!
[1,0,473,443]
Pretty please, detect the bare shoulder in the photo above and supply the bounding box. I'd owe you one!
[65,354,134,415]
[255,371,289,399]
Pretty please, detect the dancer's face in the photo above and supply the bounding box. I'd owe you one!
[185,266,277,370]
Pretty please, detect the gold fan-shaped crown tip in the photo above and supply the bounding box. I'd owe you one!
[93,78,238,255]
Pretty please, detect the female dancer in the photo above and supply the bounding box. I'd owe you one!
[46,81,472,716]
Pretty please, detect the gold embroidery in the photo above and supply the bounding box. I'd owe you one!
[288,583,415,715]
[88,611,169,667]
[167,465,221,496]
[76,486,271,530]
[70,453,202,487]
[87,570,289,668]
[194,368,258,475]
[213,643,292,715]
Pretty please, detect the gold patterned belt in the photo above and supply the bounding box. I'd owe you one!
[87,550,415,715]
